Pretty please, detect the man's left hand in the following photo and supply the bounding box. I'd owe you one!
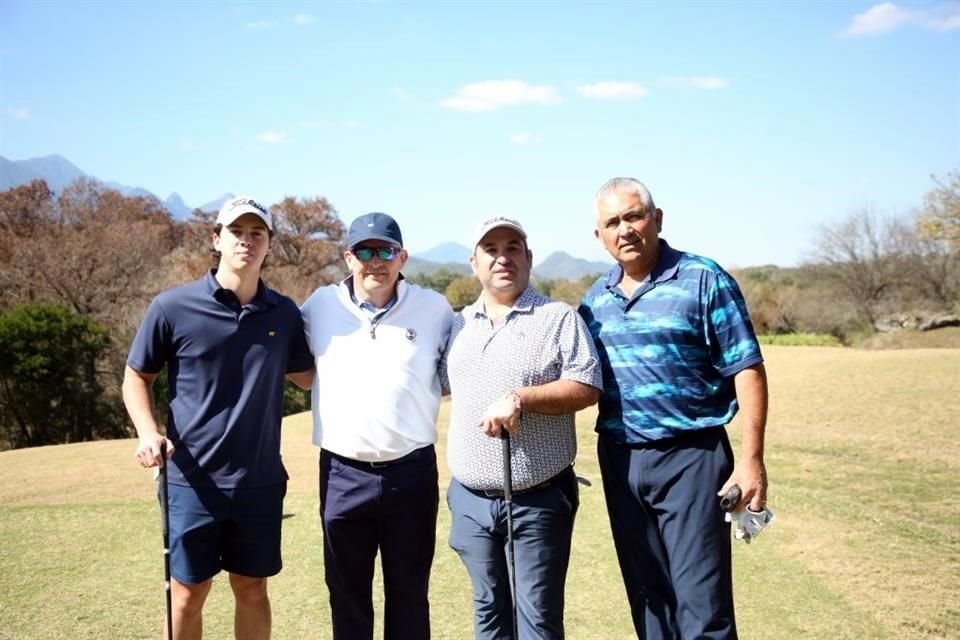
[718,457,767,511]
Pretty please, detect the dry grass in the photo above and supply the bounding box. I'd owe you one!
[1,345,958,639]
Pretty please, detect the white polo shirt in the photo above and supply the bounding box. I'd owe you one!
[301,279,454,461]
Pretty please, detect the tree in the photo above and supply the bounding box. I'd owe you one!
[409,268,461,295]
[549,278,591,307]
[0,304,125,449]
[813,208,902,327]
[445,276,482,310]
[917,169,960,252]
[0,178,177,325]
[266,196,348,303]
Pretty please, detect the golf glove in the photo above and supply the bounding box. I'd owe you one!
[725,506,775,543]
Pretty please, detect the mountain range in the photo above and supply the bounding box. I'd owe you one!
[0,154,611,280]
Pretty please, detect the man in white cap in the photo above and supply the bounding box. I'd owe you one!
[123,195,314,639]
[442,216,603,640]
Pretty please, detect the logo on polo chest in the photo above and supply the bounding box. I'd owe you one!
[405,328,417,342]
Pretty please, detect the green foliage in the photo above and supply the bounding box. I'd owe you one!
[444,276,482,310]
[409,268,462,295]
[917,168,960,251]
[0,303,126,449]
[283,382,310,416]
[757,333,841,346]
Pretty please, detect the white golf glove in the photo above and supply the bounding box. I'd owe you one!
[725,506,775,543]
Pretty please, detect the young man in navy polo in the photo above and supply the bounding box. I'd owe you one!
[123,196,313,639]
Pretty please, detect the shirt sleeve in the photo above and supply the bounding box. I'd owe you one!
[705,268,764,377]
[438,314,464,394]
[126,297,172,374]
[286,303,314,373]
[557,306,604,389]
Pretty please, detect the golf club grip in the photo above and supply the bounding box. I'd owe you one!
[159,442,169,537]
[500,430,512,501]
[720,484,742,512]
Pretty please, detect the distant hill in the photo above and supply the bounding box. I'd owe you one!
[0,153,216,220]
[533,251,610,280]
[403,256,471,278]
[163,192,191,218]
[0,154,85,193]
[198,193,235,213]
[415,242,471,264]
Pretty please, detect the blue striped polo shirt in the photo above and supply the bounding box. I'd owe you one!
[578,240,763,444]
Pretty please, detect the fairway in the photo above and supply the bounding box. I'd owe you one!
[1,346,958,639]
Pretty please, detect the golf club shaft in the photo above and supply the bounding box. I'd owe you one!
[501,430,518,639]
[159,442,173,640]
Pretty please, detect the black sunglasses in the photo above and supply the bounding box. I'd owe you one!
[353,246,401,262]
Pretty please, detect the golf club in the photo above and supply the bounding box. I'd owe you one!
[501,429,518,639]
[158,442,173,640]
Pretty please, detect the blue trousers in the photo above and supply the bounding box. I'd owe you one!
[597,428,737,640]
[319,446,439,640]
[447,467,578,640]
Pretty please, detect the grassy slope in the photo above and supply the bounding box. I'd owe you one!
[1,346,958,639]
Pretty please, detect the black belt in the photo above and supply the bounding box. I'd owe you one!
[326,445,434,469]
[472,466,574,498]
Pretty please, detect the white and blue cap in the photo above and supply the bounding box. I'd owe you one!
[216,196,273,231]
[347,212,403,248]
[472,215,526,248]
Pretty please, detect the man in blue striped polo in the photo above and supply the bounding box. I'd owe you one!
[578,178,769,640]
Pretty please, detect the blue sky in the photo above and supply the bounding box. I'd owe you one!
[1,1,957,268]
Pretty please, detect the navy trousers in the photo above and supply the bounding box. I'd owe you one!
[319,446,439,640]
[447,467,579,640]
[597,428,737,640]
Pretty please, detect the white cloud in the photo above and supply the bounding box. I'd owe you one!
[927,2,960,30]
[4,106,30,119]
[440,80,560,112]
[246,20,279,30]
[256,130,287,144]
[842,2,960,36]
[576,82,649,100]
[293,14,315,25]
[177,138,195,151]
[510,132,532,145]
[657,76,730,90]
[844,2,916,35]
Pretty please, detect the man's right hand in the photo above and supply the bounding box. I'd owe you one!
[134,434,174,468]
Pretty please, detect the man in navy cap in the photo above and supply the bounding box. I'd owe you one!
[300,212,454,640]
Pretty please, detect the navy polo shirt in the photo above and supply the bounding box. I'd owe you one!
[127,270,313,488]
[578,240,763,444]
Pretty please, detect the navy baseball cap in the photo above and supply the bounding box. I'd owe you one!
[347,212,403,248]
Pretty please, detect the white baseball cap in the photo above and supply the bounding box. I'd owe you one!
[216,196,273,230]
[472,216,526,247]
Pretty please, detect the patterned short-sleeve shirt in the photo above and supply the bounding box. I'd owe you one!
[442,286,602,491]
[578,240,763,444]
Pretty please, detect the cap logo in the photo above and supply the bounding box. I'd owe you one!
[230,198,267,216]
[481,215,518,226]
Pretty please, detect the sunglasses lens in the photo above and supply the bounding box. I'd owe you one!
[354,247,398,261]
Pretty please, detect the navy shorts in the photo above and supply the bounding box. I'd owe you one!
[162,482,287,584]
